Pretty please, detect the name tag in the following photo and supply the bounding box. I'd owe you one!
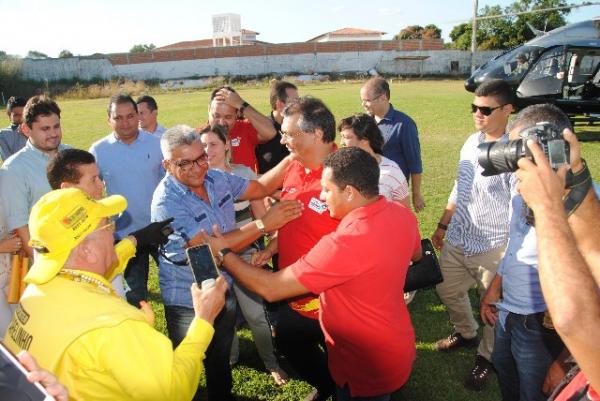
[308,197,328,214]
[231,137,241,147]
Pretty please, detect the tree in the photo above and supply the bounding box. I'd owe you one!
[394,24,442,40]
[449,0,570,50]
[129,44,156,53]
[26,50,48,59]
[58,49,74,58]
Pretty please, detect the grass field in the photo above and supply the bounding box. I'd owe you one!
[57,80,600,401]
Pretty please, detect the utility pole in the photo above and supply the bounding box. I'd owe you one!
[471,0,479,73]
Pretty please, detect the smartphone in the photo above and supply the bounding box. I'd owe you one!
[186,244,220,284]
[0,342,55,401]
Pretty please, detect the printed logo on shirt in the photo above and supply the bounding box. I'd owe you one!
[231,137,241,147]
[308,197,328,214]
[281,186,296,195]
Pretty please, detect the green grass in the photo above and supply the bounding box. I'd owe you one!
[57,80,600,401]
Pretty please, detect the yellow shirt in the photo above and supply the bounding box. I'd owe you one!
[4,270,214,401]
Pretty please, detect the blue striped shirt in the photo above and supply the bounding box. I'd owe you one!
[445,132,513,256]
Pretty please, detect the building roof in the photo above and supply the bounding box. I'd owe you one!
[156,29,262,51]
[242,29,259,35]
[307,27,387,42]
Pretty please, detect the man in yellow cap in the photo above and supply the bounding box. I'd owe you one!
[3,188,227,401]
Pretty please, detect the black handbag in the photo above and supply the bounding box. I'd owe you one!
[404,238,443,292]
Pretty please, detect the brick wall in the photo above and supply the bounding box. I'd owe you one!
[106,39,444,66]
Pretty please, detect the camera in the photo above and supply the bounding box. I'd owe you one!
[477,122,570,177]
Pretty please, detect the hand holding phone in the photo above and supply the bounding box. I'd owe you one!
[0,342,58,400]
[186,244,220,285]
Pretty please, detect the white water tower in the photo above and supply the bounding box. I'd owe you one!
[212,13,242,47]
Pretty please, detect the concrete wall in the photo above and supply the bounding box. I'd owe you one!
[20,40,500,82]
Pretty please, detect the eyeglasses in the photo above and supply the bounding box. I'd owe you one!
[172,153,209,172]
[97,219,117,232]
[471,104,505,116]
[281,130,306,139]
[361,94,383,104]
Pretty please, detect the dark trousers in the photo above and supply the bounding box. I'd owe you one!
[124,245,158,307]
[492,312,564,401]
[164,290,237,401]
[275,303,335,399]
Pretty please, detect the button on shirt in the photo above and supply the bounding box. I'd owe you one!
[0,141,71,230]
[89,132,164,239]
[446,132,513,256]
[151,170,249,307]
[377,104,422,179]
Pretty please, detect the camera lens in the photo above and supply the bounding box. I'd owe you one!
[478,139,524,176]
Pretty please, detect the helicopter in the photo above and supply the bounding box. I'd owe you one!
[464,19,600,123]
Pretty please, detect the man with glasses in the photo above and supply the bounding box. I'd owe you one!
[207,86,278,171]
[151,124,302,401]
[3,188,228,401]
[431,80,514,390]
[89,94,164,308]
[360,77,424,211]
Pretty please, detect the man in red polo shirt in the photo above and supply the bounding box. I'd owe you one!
[203,147,422,401]
[207,86,277,171]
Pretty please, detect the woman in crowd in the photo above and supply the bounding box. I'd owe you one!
[199,124,289,386]
[338,113,416,303]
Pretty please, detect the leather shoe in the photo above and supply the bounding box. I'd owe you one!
[464,355,494,391]
[435,332,479,351]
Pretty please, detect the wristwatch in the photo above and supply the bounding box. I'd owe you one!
[239,101,250,115]
[217,247,232,263]
[255,219,267,234]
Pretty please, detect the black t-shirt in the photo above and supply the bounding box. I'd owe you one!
[255,113,290,174]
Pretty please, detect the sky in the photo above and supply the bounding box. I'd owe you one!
[0,0,597,58]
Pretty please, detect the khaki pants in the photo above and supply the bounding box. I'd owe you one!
[436,242,506,360]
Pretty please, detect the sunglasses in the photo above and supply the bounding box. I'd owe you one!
[471,104,505,116]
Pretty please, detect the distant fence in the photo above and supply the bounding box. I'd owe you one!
[20,39,501,82]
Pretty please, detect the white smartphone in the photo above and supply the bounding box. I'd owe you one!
[0,341,55,401]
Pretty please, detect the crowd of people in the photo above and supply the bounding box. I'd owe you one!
[0,76,597,401]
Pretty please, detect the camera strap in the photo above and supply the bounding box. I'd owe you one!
[563,159,593,217]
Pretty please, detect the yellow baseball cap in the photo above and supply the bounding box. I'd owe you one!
[26,188,127,285]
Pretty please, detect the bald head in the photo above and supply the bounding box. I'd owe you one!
[360,77,391,119]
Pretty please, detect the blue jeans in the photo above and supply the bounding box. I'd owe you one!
[336,384,392,401]
[164,289,237,401]
[124,245,158,307]
[492,312,564,401]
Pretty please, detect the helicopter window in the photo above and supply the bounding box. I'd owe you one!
[524,47,566,82]
[481,45,541,80]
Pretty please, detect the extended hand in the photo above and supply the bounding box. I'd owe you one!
[431,228,445,250]
[252,248,274,266]
[0,232,22,253]
[412,191,425,212]
[262,200,302,232]
[18,350,69,401]
[191,276,227,325]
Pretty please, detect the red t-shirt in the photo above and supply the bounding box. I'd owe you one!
[229,120,260,171]
[555,371,599,401]
[291,197,420,397]
[278,160,339,319]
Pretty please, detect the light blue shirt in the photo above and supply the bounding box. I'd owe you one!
[0,140,70,230]
[0,127,27,162]
[446,132,513,255]
[89,131,164,239]
[151,170,249,307]
[139,123,166,139]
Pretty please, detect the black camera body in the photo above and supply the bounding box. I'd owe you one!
[477,122,570,177]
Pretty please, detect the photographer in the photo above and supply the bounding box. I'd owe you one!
[515,112,600,398]
[480,105,578,401]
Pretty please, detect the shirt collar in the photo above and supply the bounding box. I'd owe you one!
[380,104,396,122]
[110,130,142,144]
[25,140,66,159]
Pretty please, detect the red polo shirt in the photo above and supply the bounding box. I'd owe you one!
[291,197,420,397]
[278,159,339,319]
[229,120,260,171]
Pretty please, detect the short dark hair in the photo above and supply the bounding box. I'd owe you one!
[508,103,573,134]
[47,149,96,190]
[366,77,390,99]
[269,81,298,109]
[136,95,158,111]
[107,93,137,116]
[474,80,515,106]
[338,114,384,155]
[24,96,61,129]
[7,96,26,113]
[323,147,379,198]
[282,97,336,143]
[210,86,236,102]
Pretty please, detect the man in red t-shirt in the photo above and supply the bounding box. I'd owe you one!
[206,86,277,171]
[203,147,422,401]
